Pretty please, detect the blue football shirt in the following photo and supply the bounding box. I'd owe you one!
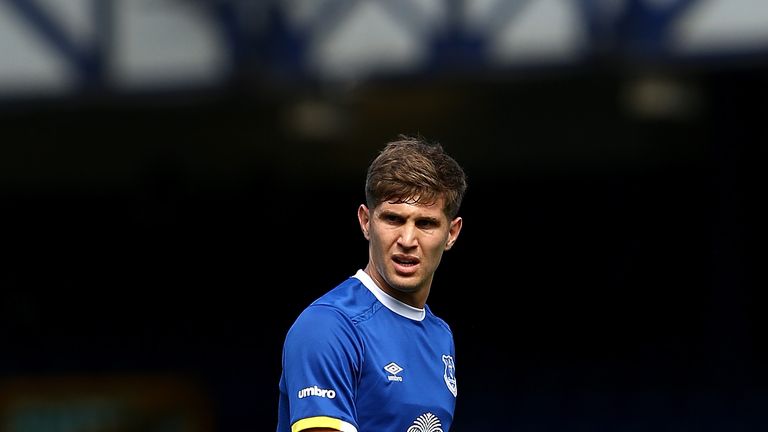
[277,269,457,432]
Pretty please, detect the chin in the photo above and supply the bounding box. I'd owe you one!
[388,276,421,293]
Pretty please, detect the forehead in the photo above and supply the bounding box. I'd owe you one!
[374,197,448,220]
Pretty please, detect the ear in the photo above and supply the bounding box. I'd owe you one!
[357,204,371,240]
[445,216,463,250]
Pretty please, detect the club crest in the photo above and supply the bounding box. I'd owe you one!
[441,354,457,397]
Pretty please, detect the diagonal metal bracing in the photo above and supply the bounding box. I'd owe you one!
[5,0,113,85]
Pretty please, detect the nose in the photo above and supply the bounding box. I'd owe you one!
[397,224,418,248]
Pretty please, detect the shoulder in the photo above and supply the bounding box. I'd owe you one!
[425,305,454,335]
[284,275,377,344]
[308,275,380,324]
[286,304,356,345]
[283,304,366,366]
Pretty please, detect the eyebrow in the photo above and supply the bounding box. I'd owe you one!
[418,216,441,224]
[378,210,440,222]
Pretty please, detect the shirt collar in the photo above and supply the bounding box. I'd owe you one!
[354,269,426,321]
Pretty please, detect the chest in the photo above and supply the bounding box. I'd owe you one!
[355,319,457,431]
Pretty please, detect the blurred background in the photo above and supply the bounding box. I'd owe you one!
[1,1,767,431]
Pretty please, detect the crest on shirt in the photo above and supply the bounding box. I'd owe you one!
[442,355,457,397]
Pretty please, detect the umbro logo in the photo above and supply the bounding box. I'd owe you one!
[383,362,403,382]
[297,385,336,399]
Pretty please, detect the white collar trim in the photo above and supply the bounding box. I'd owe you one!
[354,269,426,321]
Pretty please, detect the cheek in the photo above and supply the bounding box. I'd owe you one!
[425,238,448,255]
[368,230,389,248]
[370,227,394,242]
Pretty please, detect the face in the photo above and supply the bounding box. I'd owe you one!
[357,197,462,308]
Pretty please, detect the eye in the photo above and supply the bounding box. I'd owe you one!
[383,214,402,223]
[416,219,439,229]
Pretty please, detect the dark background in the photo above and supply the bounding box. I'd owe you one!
[2,3,768,431]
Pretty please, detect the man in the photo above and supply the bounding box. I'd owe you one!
[277,135,467,432]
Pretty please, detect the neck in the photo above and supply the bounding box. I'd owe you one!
[364,263,429,309]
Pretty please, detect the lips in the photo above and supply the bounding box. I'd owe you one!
[392,255,420,274]
[393,254,420,266]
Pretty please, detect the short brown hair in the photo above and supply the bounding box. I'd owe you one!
[365,135,467,218]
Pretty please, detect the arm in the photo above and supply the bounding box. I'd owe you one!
[282,306,362,432]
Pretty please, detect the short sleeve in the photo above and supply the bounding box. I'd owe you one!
[281,305,363,432]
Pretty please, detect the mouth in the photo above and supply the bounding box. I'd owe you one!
[392,254,420,268]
